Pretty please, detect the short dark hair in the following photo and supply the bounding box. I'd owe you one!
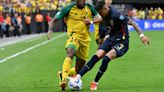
[95,1,106,11]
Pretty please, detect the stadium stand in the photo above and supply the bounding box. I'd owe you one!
[0,0,163,39]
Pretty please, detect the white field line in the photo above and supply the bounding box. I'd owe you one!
[25,37,42,43]
[0,34,45,48]
[0,48,5,51]
[0,33,66,63]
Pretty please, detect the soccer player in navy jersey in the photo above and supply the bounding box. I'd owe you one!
[73,1,150,90]
[95,0,112,48]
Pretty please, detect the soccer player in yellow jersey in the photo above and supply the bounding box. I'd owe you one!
[48,0,102,90]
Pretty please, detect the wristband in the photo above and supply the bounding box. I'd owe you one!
[90,21,94,24]
[139,34,144,38]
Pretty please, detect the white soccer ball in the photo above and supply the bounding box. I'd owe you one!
[68,77,83,91]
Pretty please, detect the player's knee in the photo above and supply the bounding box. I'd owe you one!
[66,48,76,58]
[106,49,117,60]
[86,55,100,70]
[67,54,74,59]
[100,56,111,72]
[96,49,106,58]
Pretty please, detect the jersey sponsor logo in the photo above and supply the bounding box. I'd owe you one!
[119,15,125,20]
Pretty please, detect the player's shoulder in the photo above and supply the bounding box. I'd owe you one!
[85,3,98,16]
[110,6,123,18]
[110,6,120,15]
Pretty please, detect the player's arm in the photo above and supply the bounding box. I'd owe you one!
[92,13,102,23]
[104,34,109,41]
[84,13,102,25]
[47,3,75,40]
[84,4,103,25]
[127,19,150,45]
[47,11,67,40]
[47,17,58,40]
[48,12,66,40]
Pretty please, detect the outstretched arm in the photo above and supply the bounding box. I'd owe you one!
[47,17,58,40]
[128,19,150,45]
[47,3,73,40]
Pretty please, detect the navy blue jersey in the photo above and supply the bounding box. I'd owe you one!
[99,22,109,39]
[103,6,129,40]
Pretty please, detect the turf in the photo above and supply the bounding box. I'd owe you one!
[0,31,164,92]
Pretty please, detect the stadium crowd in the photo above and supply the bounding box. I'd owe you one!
[0,0,73,38]
[0,0,163,38]
[112,4,163,20]
[128,7,164,20]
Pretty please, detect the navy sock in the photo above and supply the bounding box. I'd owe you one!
[94,56,111,82]
[79,55,100,77]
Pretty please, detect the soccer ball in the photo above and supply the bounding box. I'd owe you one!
[68,77,83,91]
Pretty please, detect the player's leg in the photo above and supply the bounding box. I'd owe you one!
[68,67,76,76]
[76,58,86,73]
[75,42,99,77]
[91,42,129,90]
[77,49,105,77]
[62,47,76,79]
[60,37,79,90]
[68,58,85,77]
[67,41,89,78]
[60,48,75,90]
[94,49,116,82]
[90,49,116,90]
[77,38,113,78]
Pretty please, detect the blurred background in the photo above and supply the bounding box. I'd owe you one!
[0,0,163,38]
[0,1,164,92]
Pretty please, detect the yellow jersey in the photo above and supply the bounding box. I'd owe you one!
[55,3,98,45]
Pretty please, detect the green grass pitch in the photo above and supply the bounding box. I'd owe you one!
[0,31,164,92]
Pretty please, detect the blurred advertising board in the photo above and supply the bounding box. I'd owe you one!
[90,20,164,32]
[128,20,164,31]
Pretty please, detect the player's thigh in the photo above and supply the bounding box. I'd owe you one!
[75,43,90,61]
[99,38,113,53]
[65,36,80,52]
[95,49,106,59]
[105,49,117,60]
[112,42,129,58]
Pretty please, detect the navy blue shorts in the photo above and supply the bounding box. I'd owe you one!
[99,37,129,57]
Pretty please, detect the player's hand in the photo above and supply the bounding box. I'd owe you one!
[141,35,150,45]
[47,30,52,40]
[47,21,54,40]
[104,35,109,41]
[84,18,91,25]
